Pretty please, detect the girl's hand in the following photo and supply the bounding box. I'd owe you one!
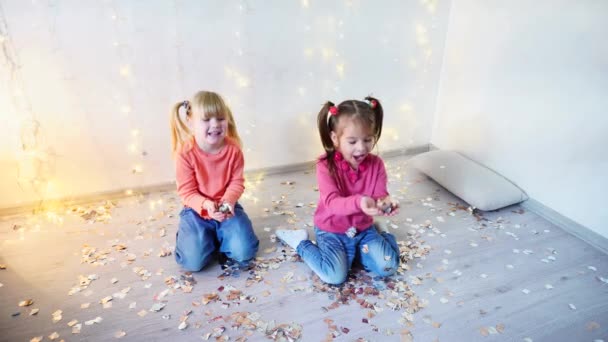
[202,199,217,216]
[218,202,234,219]
[377,196,400,216]
[209,210,227,222]
[360,196,381,216]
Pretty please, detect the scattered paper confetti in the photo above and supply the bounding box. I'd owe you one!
[19,299,34,307]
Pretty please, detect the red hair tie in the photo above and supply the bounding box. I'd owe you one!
[327,105,338,125]
[365,99,377,109]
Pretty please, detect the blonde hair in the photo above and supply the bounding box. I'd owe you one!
[170,91,242,154]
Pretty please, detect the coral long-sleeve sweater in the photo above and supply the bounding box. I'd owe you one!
[175,137,245,218]
[313,154,389,233]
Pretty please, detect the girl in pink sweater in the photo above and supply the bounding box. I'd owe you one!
[170,91,258,272]
[277,97,400,285]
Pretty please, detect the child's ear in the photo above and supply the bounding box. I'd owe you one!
[330,131,339,147]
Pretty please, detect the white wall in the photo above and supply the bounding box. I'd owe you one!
[432,0,608,237]
[0,0,449,208]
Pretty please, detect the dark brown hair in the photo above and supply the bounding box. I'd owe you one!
[316,96,383,179]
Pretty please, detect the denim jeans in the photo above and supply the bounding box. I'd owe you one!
[296,226,399,285]
[175,203,259,271]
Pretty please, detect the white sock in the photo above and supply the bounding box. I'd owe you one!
[275,229,308,250]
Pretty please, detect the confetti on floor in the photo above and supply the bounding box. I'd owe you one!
[0,155,607,341]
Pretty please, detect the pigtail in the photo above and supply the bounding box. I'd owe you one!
[365,96,383,144]
[170,101,192,155]
[317,101,338,178]
[224,105,243,148]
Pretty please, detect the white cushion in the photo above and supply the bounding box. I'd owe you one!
[409,150,528,211]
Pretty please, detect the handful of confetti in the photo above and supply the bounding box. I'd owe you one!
[377,199,396,214]
[218,202,232,214]
[345,227,357,238]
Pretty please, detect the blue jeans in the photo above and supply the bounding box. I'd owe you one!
[175,203,259,272]
[296,226,399,285]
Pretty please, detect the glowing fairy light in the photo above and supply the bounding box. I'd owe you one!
[300,0,309,8]
[416,25,429,46]
[121,105,131,114]
[321,48,334,61]
[400,103,413,112]
[125,189,133,196]
[225,67,250,88]
[128,143,138,153]
[336,63,345,77]
[119,65,131,77]
[236,76,249,88]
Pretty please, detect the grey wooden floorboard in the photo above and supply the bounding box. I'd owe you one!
[1,154,607,342]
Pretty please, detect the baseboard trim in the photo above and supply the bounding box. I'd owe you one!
[0,144,431,218]
[522,198,608,255]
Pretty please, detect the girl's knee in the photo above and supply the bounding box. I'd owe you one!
[375,258,398,277]
[175,249,213,272]
[319,269,348,285]
[228,237,259,262]
[364,244,399,277]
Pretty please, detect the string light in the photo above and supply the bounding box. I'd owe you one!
[1,1,57,206]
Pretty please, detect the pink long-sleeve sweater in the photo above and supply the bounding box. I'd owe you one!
[313,153,389,233]
[175,137,244,218]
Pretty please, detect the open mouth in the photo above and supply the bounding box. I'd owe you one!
[207,131,223,137]
[353,155,366,163]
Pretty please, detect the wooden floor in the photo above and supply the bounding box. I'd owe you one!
[1,154,607,342]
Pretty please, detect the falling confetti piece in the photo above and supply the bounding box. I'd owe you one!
[81,303,90,309]
[52,310,63,323]
[48,332,60,340]
[72,323,82,334]
[178,321,188,330]
[544,284,553,290]
[29,308,39,316]
[150,303,166,312]
[30,336,43,342]
[115,330,126,338]
[588,266,597,271]
[137,310,148,317]
[19,299,34,307]
[569,304,577,310]
[67,319,78,327]
[439,297,449,304]
[522,289,530,295]
[111,278,118,284]
[523,338,533,342]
